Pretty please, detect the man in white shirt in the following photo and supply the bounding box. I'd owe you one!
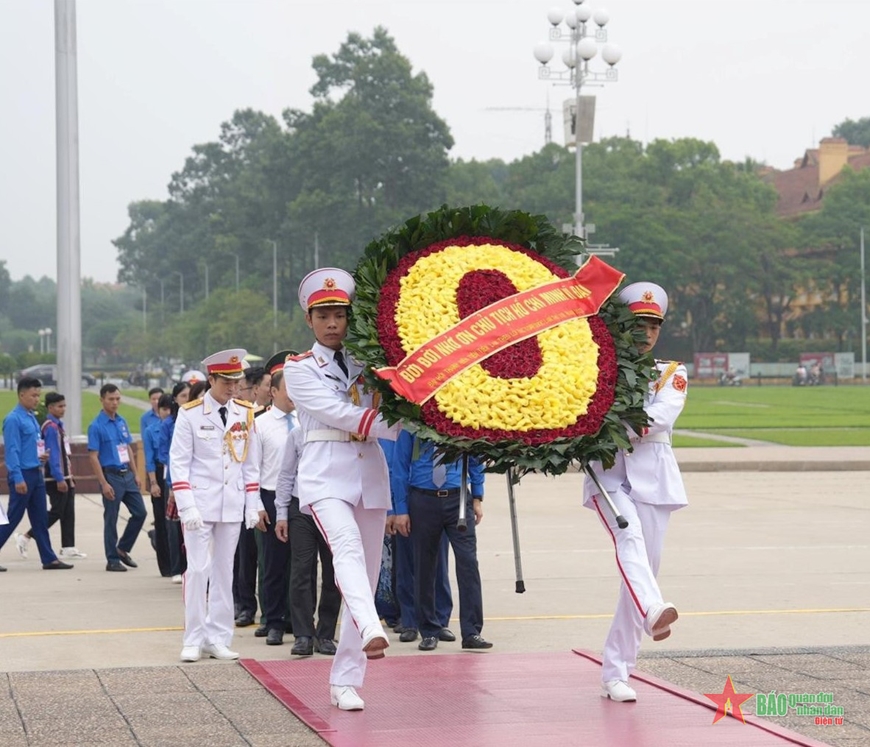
[256,350,298,646]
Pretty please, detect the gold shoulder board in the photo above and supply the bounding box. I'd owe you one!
[182,398,203,410]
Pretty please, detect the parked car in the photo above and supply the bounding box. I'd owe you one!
[15,364,96,388]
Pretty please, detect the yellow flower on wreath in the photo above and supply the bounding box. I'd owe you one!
[394,243,601,432]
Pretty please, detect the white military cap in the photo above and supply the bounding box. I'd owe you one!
[618,281,668,320]
[181,369,206,384]
[298,268,355,311]
[201,349,247,380]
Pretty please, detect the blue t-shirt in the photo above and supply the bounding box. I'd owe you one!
[2,404,42,483]
[87,410,134,468]
[140,408,160,437]
[158,415,177,483]
[143,418,165,473]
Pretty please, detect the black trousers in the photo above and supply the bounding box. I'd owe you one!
[151,463,171,577]
[409,487,484,641]
[289,496,340,640]
[163,482,186,577]
[260,489,293,631]
[30,479,76,548]
[233,525,259,618]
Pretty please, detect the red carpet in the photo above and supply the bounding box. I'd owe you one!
[241,649,831,747]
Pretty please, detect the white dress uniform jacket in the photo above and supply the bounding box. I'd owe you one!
[583,360,688,508]
[170,391,262,521]
[283,342,401,513]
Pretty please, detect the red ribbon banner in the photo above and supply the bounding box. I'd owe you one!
[375,255,625,404]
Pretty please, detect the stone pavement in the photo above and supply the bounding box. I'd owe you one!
[0,446,868,746]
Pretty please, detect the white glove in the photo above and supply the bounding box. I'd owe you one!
[245,509,262,530]
[179,506,204,531]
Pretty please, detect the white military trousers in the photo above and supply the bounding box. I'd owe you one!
[182,520,241,648]
[310,498,386,688]
[591,490,672,684]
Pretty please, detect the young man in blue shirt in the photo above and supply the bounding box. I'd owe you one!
[0,377,72,571]
[17,391,85,560]
[390,433,492,652]
[87,384,148,572]
[140,387,164,438]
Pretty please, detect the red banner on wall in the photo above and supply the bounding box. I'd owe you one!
[374,256,624,404]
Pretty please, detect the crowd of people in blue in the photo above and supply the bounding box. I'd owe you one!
[1,270,687,713]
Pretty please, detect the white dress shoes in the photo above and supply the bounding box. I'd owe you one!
[646,602,679,641]
[202,643,239,660]
[361,625,389,660]
[330,685,365,711]
[180,646,201,662]
[601,680,637,702]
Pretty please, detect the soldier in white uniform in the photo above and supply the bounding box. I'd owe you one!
[170,348,266,663]
[284,268,402,712]
[583,282,688,703]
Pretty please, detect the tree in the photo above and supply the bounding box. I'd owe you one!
[285,27,454,270]
[832,117,870,148]
[794,168,870,349]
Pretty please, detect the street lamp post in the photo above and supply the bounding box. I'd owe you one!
[269,240,278,353]
[231,253,240,293]
[534,0,621,259]
[174,271,184,313]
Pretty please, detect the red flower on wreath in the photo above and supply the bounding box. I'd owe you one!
[376,236,617,444]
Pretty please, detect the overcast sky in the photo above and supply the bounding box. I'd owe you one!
[1,0,867,283]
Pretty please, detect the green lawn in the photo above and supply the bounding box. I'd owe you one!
[678,385,870,446]
[673,434,742,448]
[0,390,147,433]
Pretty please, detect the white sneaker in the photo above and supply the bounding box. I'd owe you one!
[60,547,87,558]
[15,533,30,559]
[171,574,183,584]
[330,685,365,711]
[601,680,637,702]
[180,645,201,662]
[646,602,679,641]
[361,624,389,660]
[202,643,239,660]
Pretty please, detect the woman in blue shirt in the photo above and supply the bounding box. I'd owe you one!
[159,381,190,581]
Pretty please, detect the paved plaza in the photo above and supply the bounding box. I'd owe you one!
[0,447,868,746]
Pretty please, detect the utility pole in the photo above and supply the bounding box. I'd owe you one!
[55,0,83,435]
[861,227,867,382]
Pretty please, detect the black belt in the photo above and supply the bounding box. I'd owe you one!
[103,467,130,475]
[416,488,459,498]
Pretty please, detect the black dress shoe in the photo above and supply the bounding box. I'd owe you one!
[106,562,127,572]
[43,560,73,570]
[266,628,284,646]
[393,624,406,634]
[418,636,438,651]
[254,624,269,638]
[0,565,6,572]
[399,628,419,643]
[291,636,314,656]
[315,638,337,656]
[235,613,255,627]
[117,550,138,568]
[438,627,456,642]
[461,634,493,650]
